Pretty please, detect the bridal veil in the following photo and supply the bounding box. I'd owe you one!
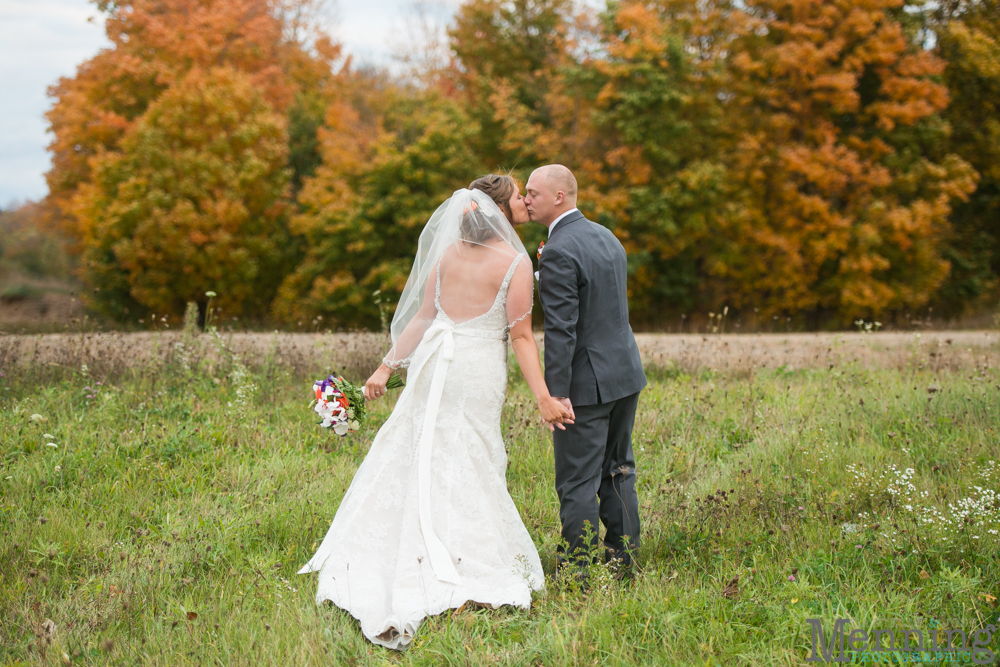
[383,188,533,369]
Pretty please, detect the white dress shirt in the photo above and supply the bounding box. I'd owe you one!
[547,208,580,238]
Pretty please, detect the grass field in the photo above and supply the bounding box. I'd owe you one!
[2,330,999,665]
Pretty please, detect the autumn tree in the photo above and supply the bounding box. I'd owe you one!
[932,0,1000,313]
[712,0,977,322]
[579,0,740,320]
[45,0,339,240]
[271,75,484,328]
[446,0,576,167]
[74,67,293,320]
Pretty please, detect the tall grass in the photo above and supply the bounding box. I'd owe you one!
[1,333,998,665]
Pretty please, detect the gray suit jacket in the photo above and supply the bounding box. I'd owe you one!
[538,211,646,406]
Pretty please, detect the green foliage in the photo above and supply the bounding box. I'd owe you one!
[0,202,72,282]
[274,87,483,327]
[932,0,1000,315]
[447,0,575,166]
[2,348,998,663]
[287,90,327,195]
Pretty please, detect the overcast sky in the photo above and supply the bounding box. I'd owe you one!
[0,0,459,207]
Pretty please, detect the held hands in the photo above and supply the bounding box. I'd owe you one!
[539,396,575,431]
[364,364,393,402]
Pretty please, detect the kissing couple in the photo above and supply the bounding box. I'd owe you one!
[298,165,647,649]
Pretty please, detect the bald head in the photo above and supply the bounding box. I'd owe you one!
[524,164,578,227]
[535,164,577,200]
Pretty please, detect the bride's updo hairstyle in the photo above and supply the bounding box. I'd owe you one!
[459,201,499,244]
[469,173,517,224]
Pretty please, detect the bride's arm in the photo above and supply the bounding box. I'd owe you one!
[507,261,574,430]
[364,262,440,401]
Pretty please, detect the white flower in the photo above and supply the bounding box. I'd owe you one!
[46,442,58,448]
[43,433,54,439]
[349,420,360,431]
[54,466,61,472]
[30,414,46,422]
[334,422,349,436]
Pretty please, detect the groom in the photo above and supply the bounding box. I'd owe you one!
[526,164,647,570]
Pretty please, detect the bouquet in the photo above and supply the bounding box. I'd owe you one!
[312,373,404,436]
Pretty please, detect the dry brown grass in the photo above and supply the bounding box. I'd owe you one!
[1,329,996,380]
[635,330,999,373]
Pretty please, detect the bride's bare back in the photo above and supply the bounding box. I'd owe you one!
[437,240,521,324]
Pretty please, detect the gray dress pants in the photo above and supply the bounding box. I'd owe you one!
[553,391,641,566]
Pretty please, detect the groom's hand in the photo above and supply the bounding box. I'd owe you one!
[539,396,575,431]
[556,397,574,421]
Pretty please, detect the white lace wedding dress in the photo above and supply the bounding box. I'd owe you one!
[298,249,545,650]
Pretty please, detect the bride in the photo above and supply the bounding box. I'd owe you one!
[298,175,573,650]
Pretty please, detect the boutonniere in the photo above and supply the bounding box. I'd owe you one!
[537,241,545,260]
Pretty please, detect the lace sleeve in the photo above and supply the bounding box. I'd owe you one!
[505,257,534,331]
[383,356,410,370]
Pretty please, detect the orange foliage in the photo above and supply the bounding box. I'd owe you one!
[717,0,976,317]
[45,0,338,238]
[73,67,292,318]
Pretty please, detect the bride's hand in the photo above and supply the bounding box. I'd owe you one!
[364,365,393,401]
[538,396,574,431]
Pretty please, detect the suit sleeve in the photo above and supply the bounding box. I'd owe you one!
[538,247,578,398]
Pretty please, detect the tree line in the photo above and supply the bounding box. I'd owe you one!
[27,0,1000,330]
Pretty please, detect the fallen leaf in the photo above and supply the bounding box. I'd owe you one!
[186,611,198,621]
[919,570,930,580]
[722,576,739,599]
[980,593,997,603]
[41,618,57,644]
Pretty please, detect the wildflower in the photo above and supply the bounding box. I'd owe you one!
[54,466,61,472]
[30,414,46,422]
[43,433,54,439]
[205,291,217,298]
[788,574,795,581]
[46,443,58,448]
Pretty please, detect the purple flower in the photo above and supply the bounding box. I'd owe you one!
[856,544,863,549]
[788,575,796,581]
[798,506,804,510]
